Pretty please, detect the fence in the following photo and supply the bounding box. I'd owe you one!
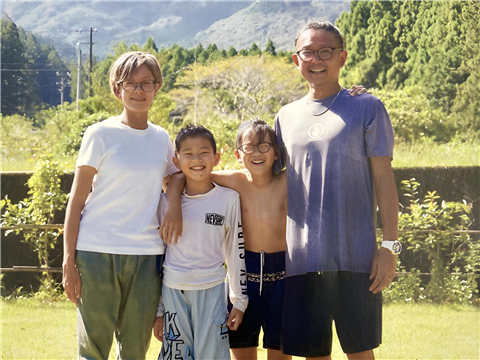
[1,167,479,291]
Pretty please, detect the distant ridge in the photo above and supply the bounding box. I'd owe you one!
[192,1,350,50]
[3,1,350,60]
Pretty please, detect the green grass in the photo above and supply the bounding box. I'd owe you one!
[1,299,478,359]
[0,156,77,173]
[1,139,478,172]
[392,140,479,167]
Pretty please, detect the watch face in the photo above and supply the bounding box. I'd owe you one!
[392,242,402,254]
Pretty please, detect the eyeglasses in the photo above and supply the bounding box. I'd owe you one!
[238,142,272,154]
[118,80,157,93]
[296,47,344,62]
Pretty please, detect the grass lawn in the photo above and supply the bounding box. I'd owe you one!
[1,139,479,172]
[1,299,478,360]
[392,140,479,168]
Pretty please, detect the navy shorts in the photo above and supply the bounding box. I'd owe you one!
[229,250,286,350]
[281,271,382,357]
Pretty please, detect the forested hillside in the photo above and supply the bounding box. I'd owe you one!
[337,1,480,138]
[1,14,70,116]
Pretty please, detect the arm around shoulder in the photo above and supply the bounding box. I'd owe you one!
[159,172,185,244]
[211,170,245,191]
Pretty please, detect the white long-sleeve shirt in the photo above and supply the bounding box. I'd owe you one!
[157,184,248,316]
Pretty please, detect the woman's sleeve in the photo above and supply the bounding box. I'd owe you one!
[76,125,105,170]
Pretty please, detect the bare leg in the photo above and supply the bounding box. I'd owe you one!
[267,348,292,360]
[231,347,258,360]
[346,350,375,360]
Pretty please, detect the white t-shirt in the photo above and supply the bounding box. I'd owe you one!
[75,117,177,255]
[158,184,248,313]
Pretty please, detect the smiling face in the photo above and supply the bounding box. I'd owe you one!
[114,64,160,114]
[293,29,347,93]
[235,130,278,177]
[174,136,220,183]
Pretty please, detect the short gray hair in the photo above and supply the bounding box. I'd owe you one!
[295,20,346,49]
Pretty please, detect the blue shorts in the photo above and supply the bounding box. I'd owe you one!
[229,250,286,350]
[281,271,382,357]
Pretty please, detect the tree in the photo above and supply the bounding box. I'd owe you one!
[227,46,238,58]
[175,56,304,121]
[142,37,158,53]
[114,41,128,56]
[264,39,276,56]
[1,15,35,115]
[336,0,480,140]
[206,43,218,54]
[248,42,262,56]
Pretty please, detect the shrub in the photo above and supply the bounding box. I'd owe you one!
[1,152,68,301]
[383,179,479,305]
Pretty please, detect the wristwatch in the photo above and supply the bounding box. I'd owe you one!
[381,240,402,255]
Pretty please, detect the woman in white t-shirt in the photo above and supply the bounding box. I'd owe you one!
[62,52,177,359]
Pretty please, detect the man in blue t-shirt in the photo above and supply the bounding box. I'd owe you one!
[275,21,401,359]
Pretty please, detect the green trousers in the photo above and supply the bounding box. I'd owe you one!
[76,250,162,360]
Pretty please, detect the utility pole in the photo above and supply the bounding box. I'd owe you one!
[56,71,70,106]
[75,27,97,97]
[194,54,197,125]
[89,27,96,97]
[76,46,82,111]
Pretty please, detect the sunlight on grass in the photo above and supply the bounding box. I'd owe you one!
[1,140,478,172]
[1,299,478,360]
[393,140,479,167]
[1,156,77,172]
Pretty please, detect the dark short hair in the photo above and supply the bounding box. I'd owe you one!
[295,20,346,49]
[175,124,217,153]
[236,119,278,154]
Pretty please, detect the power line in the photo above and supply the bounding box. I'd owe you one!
[0,82,60,99]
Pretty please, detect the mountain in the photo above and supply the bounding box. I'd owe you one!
[2,1,350,60]
[193,1,350,50]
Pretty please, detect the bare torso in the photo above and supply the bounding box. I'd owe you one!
[213,170,287,253]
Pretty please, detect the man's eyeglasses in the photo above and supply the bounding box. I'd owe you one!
[118,80,157,93]
[237,142,272,154]
[296,47,344,62]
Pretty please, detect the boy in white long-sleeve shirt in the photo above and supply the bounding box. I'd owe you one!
[153,124,248,360]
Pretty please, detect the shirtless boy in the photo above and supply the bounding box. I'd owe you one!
[213,120,289,360]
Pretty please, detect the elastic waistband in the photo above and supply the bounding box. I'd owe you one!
[245,250,286,261]
[246,272,286,283]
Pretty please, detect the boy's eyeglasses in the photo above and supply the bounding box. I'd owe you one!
[118,80,157,93]
[296,47,344,62]
[238,142,272,154]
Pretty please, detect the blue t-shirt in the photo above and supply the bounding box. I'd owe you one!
[274,89,394,276]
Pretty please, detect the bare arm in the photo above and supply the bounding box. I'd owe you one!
[159,173,185,244]
[210,170,245,192]
[62,165,96,305]
[369,156,399,294]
